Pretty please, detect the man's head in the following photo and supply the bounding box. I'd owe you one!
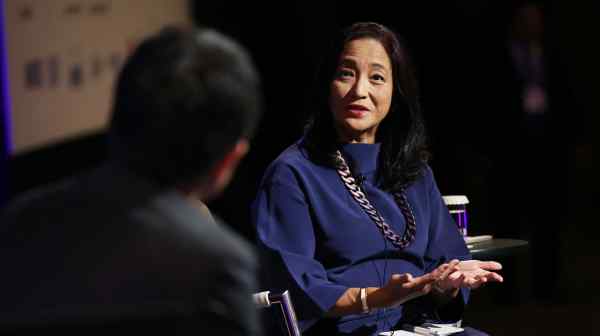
[109,26,262,199]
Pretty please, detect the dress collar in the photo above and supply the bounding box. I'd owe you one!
[339,143,381,175]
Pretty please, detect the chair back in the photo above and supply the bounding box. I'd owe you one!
[253,290,301,336]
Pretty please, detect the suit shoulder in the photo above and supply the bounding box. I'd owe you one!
[0,175,81,224]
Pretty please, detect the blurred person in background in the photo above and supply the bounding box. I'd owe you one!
[492,1,570,301]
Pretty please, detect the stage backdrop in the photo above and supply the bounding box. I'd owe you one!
[3,0,189,155]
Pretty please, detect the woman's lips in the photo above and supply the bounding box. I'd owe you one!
[346,104,369,118]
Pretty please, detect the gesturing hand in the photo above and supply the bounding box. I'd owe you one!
[436,259,504,292]
[383,272,438,307]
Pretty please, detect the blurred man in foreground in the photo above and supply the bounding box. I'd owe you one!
[0,25,262,335]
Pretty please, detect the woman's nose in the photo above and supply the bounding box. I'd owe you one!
[350,76,368,99]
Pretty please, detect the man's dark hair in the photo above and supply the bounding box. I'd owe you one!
[109,25,262,187]
[304,22,429,192]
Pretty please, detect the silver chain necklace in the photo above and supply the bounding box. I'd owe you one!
[334,150,416,249]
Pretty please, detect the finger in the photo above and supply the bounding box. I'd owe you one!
[465,276,478,288]
[406,273,437,289]
[465,275,480,289]
[441,265,460,280]
[455,272,468,288]
[437,269,465,292]
[448,271,463,281]
[470,280,483,289]
[474,274,490,288]
[427,265,443,280]
[420,274,439,285]
[485,272,504,283]
[431,264,449,278]
[477,260,503,271]
[448,259,460,269]
[440,260,460,280]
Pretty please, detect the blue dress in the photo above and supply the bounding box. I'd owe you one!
[252,140,471,335]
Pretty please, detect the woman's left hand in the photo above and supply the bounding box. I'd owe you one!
[435,259,504,293]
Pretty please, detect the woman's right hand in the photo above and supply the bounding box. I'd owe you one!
[379,260,458,307]
[329,263,455,316]
[380,272,438,307]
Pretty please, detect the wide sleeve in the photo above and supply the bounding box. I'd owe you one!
[251,164,348,328]
[419,167,472,322]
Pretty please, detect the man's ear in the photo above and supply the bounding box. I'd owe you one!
[214,139,249,177]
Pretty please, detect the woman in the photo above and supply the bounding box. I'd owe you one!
[252,22,502,335]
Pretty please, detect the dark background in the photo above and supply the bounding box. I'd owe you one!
[2,0,596,334]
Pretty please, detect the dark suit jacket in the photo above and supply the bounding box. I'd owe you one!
[0,163,259,335]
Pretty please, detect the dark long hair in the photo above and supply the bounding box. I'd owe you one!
[304,22,429,192]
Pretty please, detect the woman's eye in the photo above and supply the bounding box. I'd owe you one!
[371,74,385,82]
[337,70,354,78]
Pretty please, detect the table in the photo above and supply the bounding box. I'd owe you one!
[467,238,529,259]
[465,238,532,308]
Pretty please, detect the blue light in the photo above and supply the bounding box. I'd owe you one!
[0,0,11,203]
[0,0,12,154]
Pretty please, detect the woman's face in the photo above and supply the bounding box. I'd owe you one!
[329,38,393,144]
